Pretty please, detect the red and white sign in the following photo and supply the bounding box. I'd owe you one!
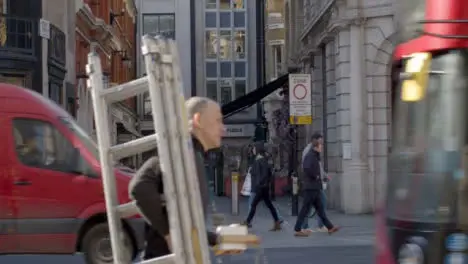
[288,74,312,125]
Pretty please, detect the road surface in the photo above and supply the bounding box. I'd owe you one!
[1,197,375,263]
[0,245,373,263]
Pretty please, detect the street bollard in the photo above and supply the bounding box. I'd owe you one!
[292,175,299,216]
[231,171,239,215]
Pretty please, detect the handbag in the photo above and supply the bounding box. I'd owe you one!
[240,167,252,196]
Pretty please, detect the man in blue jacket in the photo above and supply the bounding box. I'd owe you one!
[293,133,339,237]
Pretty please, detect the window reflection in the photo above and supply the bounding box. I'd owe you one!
[233,0,244,8]
[206,0,216,9]
[234,31,245,59]
[206,81,218,101]
[235,80,246,99]
[220,0,230,9]
[142,14,175,39]
[219,30,232,59]
[220,85,232,105]
[205,31,218,59]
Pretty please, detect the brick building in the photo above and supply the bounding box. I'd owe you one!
[75,0,139,166]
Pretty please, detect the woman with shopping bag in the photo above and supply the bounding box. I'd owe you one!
[242,142,282,231]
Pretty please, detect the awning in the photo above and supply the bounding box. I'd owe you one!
[222,73,290,118]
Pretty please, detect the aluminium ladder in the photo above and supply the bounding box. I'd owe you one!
[86,35,211,264]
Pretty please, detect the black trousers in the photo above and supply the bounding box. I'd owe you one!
[246,187,280,223]
[294,189,333,232]
[143,224,171,260]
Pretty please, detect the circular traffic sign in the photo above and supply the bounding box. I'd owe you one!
[293,84,307,100]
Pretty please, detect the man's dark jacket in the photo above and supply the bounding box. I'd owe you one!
[128,137,218,255]
[302,148,322,190]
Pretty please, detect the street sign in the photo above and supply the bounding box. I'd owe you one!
[289,74,312,125]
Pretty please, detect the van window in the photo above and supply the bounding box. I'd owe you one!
[12,118,80,173]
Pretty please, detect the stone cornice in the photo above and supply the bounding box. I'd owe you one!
[300,0,335,41]
[76,4,126,58]
[315,20,349,46]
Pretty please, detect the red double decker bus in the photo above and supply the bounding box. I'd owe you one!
[377,0,468,263]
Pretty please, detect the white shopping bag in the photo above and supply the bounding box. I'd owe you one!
[240,168,251,196]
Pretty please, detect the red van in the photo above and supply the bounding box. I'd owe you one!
[0,84,144,263]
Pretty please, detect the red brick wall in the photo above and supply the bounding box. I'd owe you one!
[77,1,136,110]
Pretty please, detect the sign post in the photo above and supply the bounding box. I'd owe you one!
[288,74,312,216]
[289,74,312,125]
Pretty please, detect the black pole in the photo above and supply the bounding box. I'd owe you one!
[255,0,266,121]
[291,125,299,216]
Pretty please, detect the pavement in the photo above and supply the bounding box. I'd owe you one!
[1,196,376,264]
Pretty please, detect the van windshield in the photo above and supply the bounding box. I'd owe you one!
[58,117,100,162]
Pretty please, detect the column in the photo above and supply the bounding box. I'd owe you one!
[342,20,369,214]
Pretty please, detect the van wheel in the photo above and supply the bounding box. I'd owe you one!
[81,223,134,264]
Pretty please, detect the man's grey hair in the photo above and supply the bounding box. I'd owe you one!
[185,97,218,130]
[185,96,218,120]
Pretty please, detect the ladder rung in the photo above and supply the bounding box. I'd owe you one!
[116,201,140,218]
[110,134,158,160]
[100,77,148,103]
[138,253,176,264]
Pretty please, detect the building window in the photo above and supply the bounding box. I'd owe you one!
[205,30,218,59]
[219,0,230,9]
[220,62,231,78]
[220,82,232,105]
[206,0,216,9]
[234,61,246,77]
[234,30,245,59]
[0,73,26,87]
[233,12,245,28]
[219,30,232,59]
[272,45,283,78]
[206,62,217,78]
[233,0,244,9]
[235,80,246,99]
[219,12,231,28]
[205,12,217,28]
[102,74,109,88]
[142,14,175,39]
[49,82,62,105]
[206,80,217,101]
[0,0,6,13]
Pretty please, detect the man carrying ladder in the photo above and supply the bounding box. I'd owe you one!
[86,35,259,264]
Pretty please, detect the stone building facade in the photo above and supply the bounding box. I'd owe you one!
[283,0,398,213]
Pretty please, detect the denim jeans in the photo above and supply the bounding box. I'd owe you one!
[301,190,327,229]
[248,192,283,221]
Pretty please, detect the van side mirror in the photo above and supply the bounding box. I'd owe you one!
[401,52,432,102]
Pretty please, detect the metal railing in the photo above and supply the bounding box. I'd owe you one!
[0,14,36,56]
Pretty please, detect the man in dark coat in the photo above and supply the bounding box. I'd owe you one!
[129,97,258,260]
[129,97,226,259]
[293,133,340,237]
